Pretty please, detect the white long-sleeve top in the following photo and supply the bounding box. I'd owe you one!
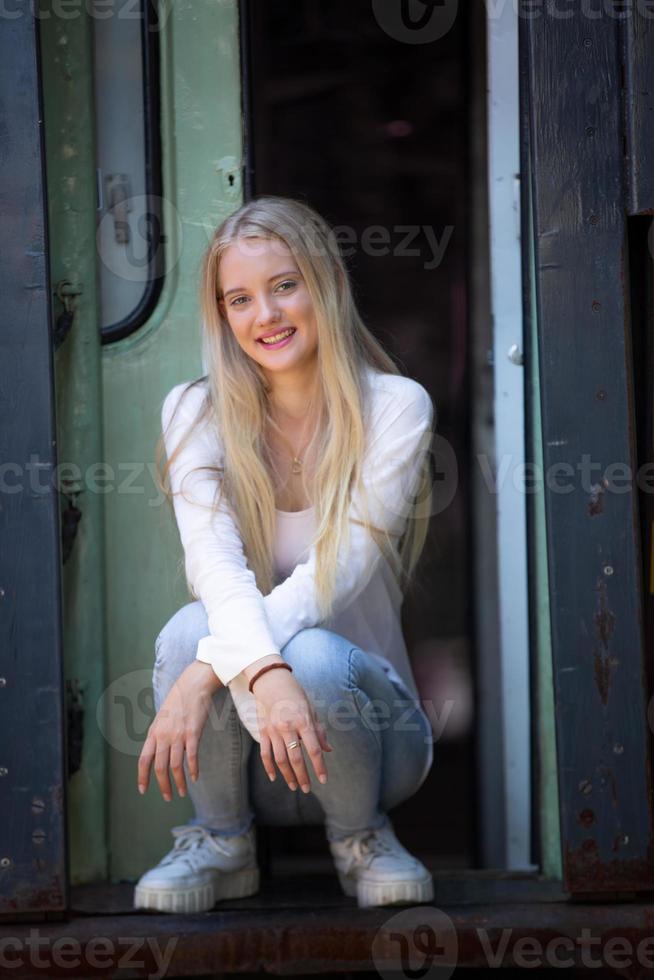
[161,364,435,772]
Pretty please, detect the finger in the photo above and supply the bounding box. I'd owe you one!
[169,741,187,798]
[270,732,300,790]
[186,732,199,783]
[297,722,329,785]
[153,742,173,801]
[281,732,312,792]
[137,735,156,793]
[313,716,334,753]
[259,732,276,782]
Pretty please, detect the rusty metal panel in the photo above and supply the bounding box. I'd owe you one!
[0,15,68,913]
[622,10,654,216]
[521,5,654,892]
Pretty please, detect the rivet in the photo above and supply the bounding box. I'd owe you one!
[589,213,599,225]
[0,858,11,869]
[579,779,593,795]
[0,768,8,777]
[0,588,4,597]
[583,37,592,47]
[31,830,46,845]
[596,389,606,400]
[31,798,45,813]
[0,678,6,688]
[619,834,629,846]
[614,743,624,754]
[586,126,596,138]
[592,301,601,312]
[604,565,614,576]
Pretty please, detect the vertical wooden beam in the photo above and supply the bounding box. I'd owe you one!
[523,5,654,892]
[622,10,654,215]
[0,14,68,914]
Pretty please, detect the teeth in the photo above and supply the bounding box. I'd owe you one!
[260,328,294,345]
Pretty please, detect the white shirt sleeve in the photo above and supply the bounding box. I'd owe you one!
[161,381,282,686]
[262,376,435,651]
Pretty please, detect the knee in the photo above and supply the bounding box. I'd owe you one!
[282,627,353,705]
[154,600,209,675]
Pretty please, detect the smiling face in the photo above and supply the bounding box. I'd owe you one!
[218,236,319,383]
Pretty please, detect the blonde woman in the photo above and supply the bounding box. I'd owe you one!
[135,195,437,913]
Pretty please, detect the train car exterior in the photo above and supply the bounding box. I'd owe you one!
[2,0,654,974]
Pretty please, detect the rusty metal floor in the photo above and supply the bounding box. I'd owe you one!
[8,857,654,976]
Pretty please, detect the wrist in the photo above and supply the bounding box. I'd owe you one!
[242,654,285,684]
[192,659,223,692]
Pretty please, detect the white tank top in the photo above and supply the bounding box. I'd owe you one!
[273,506,316,582]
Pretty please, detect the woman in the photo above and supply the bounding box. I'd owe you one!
[134,195,437,913]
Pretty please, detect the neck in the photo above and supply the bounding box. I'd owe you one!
[266,364,319,422]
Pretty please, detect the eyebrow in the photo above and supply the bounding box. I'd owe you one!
[222,270,301,300]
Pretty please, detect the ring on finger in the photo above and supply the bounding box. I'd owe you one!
[286,738,301,750]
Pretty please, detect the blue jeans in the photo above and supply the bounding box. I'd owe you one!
[153,600,434,843]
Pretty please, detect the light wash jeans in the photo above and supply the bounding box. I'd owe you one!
[153,600,434,843]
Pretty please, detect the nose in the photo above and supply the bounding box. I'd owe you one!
[255,293,282,327]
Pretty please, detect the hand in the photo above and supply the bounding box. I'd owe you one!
[137,660,222,801]
[250,666,333,792]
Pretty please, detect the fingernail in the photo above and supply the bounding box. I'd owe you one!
[301,784,310,794]
[268,773,275,782]
[289,782,298,791]
[138,786,144,795]
[319,774,327,784]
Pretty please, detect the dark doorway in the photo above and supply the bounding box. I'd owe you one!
[242,0,475,868]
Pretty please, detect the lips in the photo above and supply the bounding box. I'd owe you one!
[256,327,297,345]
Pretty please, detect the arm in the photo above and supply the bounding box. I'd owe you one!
[262,378,435,651]
[161,382,284,686]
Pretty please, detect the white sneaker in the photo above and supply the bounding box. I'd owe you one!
[133,823,259,913]
[328,818,434,908]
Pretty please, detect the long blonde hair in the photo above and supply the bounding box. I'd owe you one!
[157,195,433,620]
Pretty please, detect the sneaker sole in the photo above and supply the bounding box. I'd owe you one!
[337,869,434,908]
[134,866,260,913]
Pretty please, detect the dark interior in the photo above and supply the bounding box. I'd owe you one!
[243,0,476,869]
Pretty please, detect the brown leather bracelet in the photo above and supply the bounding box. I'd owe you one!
[248,661,293,694]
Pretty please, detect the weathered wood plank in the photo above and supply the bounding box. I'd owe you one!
[0,15,67,913]
[622,10,654,215]
[522,5,654,892]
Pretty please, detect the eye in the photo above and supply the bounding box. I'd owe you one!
[276,279,296,292]
[230,295,247,307]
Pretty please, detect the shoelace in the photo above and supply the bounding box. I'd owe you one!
[340,827,397,873]
[158,825,243,870]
